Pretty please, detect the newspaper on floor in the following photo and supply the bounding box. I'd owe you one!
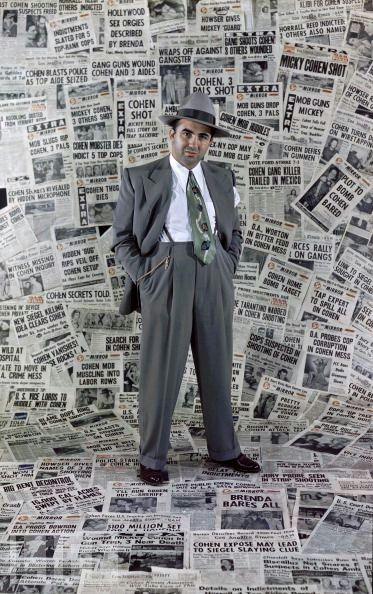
[252,375,311,421]
[102,481,171,514]
[0,461,35,484]
[319,397,373,428]
[0,473,80,503]
[1,386,75,414]
[215,486,290,530]
[24,484,105,514]
[193,450,261,482]
[295,321,356,395]
[325,427,373,470]
[191,529,300,576]
[6,512,82,536]
[262,552,371,590]
[90,454,141,488]
[302,495,373,554]
[34,456,94,486]
[285,420,364,461]
[348,369,373,408]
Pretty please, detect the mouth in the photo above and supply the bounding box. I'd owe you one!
[184,150,198,157]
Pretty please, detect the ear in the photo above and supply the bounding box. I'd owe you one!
[168,127,175,141]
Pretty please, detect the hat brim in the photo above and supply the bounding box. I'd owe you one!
[159,114,231,138]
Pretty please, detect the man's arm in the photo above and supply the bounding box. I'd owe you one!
[111,168,145,283]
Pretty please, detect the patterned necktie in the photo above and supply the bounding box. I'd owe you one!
[186,170,216,265]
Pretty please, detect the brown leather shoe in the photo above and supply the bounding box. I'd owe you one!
[138,464,169,486]
[211,453,261,473]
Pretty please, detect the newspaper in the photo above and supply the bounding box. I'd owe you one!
[65,79,113,141]
[278,42,346,144]
[114,76,161,139]
[215,486,290,530]
[340,69,373,118]
[47,13,97,55]
[0,202,37,260]
[258,256,312,320]
[34,456,93,485]
[352,293,373,335]
[298,276,359,325]
[91,454,141,488]
[293,155,371,232]
[25,485,104,514]
[0,1,57,56]
[234,287,288,346]
[27,118,73,186]
[7,241,60,298]
[196,0,245,35]
[0,473,79,503]
[226,31,278,85]
[191,50,237,99]
[286,420,364,460]
[326,427,373,470]
[278,8,347,47]
[302,495,373,553]
[252,375,310,421]
[333,247,373,297]
[102,481,171,514]
[1,387,75,413]
[246,160,303,220]
[296,321,356,395]
[191,529,300,575]
[242,214,297,271]
[52,225,106,289]
[105,0,149,54]
[0,96,47,141]
[123,137,169,167]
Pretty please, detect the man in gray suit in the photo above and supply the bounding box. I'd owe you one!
[112,92,260,484]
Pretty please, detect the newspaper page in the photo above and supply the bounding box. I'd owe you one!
[190,529,300,578]
[317,108,373,184]
[0,96,47,141]
[123,137,169,167]
[0,202,37,260]
[319,397,373,428]
[302,495,373,553]
[278,42,346,144]
[65,79,113,141]
[105,0,149,54]
[258,256,312,320]
[6,179,74,239]
[234,83,283,135]
[286,420,364,460]
[52,225,106,289]
[265,138,321,186]
[296,321,356,395]
[114,76,161,139]
[215,486,290,530]
[191,49,237,100]
[196,0,245,35]
[103,481,171,514]
[27,118,73,186]
[298,276,359,325]
[25,485,104,514]
[233,287,288,345]
[243,213,297,267]
[0,1,57,56]
[288,232,335,277]
[326,427,373,470]
[34,456,93,485]
[339,69,373,118]
[333,246,373,298]
[47,13,97,55]
[1,387,75,413]
[226,31,278,85]
[278,8,347,47]
[72,139,123,181]
[293,155,371,232]
[252,375,310,421]
[0,474,79,503]
[73,353,123,393]
[262,552,370,588]
[7,241,60,298]
[12,302,73,346]
[0,462,34,484]
[0,362,51,388]
[246,160,303,220]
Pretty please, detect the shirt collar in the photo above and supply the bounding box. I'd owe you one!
[169,154,204,190]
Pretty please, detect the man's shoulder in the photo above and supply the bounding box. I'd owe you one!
[203,161,235,185]
[126,156,169,180]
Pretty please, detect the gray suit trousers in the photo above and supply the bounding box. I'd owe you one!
[138,239,241,469]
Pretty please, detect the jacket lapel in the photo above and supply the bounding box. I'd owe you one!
[201,162,232,230]
[143,156,172,216]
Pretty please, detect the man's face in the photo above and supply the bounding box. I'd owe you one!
[169,118,213,169]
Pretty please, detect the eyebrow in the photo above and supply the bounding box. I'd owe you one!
[181,127,211,137]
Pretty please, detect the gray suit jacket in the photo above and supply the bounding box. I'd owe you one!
[111,155,243,315]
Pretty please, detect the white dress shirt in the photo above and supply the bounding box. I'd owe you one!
[159,154,240,242]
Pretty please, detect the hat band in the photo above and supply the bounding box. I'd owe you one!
[178,108,216,126]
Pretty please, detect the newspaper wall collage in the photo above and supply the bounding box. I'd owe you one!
[0,0,373,591]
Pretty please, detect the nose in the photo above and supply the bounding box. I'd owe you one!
[187,134,198,149]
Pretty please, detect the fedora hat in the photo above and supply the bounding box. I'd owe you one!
[159,92,231,137]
